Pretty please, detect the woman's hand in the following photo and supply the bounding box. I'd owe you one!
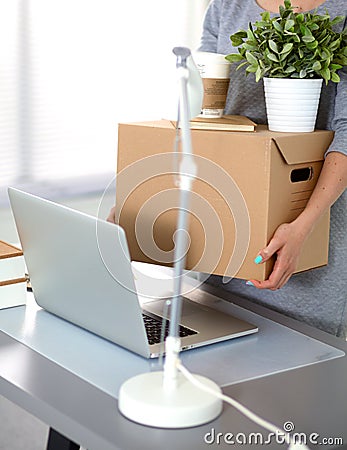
[106,206,116,224]
[247,219,310,290]
[247,151,347,290]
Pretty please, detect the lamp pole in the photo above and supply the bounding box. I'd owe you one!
[118,47,222,428]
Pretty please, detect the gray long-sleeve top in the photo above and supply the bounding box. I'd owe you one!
[199,0,347,337]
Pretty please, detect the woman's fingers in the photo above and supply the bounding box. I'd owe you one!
[247,222,305,290]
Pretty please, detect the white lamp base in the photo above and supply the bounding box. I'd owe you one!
[118,371,223,428]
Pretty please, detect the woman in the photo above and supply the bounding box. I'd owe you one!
[199,0,347,337]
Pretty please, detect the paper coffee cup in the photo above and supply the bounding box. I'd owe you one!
[193,52,231,118]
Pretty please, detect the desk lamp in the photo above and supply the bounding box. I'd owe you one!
[118,47,223,428]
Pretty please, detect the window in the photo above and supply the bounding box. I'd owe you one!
[0,0,209,205]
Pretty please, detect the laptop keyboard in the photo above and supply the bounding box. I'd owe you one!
[142,312,197,345]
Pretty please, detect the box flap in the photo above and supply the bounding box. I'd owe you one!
[272,130,334,165]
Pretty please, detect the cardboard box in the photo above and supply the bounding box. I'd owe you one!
[0,240,27,308]
[115,120,333,281]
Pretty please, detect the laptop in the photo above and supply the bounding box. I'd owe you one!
[8,187,258,358]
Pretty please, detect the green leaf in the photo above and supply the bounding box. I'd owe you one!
[255,21,269,28]
[267,53,279,62]
[329,39,341,52]
[273,21,283,33]
[306,40,318,50]
[261,11,271,22]
[321,48,330,60]
[299,69,307,78]
[235,61,249,71]
[302,35,315,43]
[245,51,258,65]
[255,66,262,82]
[225,53,244,63]
[279,52,291,62]
[331,72,340,83]
[232,30,248,38]
[269,40,279,53]
[312,61,322,71]
[247,28,256,41]
[243,43,258,51]
[335,55,347,65]
[230,30,247,47]
[320,67,331,81]
[284,19,295,31]
[284,65,296,73]
[314,14,330,21]
[300,25,313,37]
[291,33,301,43]
[321,34,332,46]
[281,43,293,54]
[246,65,258,73]
[330,16,345,26]
[330,63,342,70]
[269,66,284,75]
[283,30,297,36]
[230,37,243,46]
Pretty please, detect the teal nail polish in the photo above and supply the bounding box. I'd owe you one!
[246,280,255,286]
[254,255,263,264]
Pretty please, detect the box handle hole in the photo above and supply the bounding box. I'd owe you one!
[290,167,312,183]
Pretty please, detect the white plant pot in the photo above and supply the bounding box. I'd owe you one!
[263,78,323,132]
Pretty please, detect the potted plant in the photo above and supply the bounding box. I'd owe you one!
[226,0,347,132]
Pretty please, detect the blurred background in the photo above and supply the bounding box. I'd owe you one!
[0,1,210,448]
[0,0,209,207]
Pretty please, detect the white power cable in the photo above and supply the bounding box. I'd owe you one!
[177,362,310,450]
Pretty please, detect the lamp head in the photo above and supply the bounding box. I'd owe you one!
[173,47,203,120]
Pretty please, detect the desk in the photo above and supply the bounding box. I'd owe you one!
[0,284,346,450]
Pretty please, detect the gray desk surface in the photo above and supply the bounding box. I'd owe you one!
[0,284,346,450]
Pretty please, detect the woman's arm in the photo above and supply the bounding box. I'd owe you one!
[248,151,347,290]
[249,41,347,290]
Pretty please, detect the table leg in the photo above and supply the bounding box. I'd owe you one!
[46,428,80,450]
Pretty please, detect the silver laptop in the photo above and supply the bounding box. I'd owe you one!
[8,187,258,358]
